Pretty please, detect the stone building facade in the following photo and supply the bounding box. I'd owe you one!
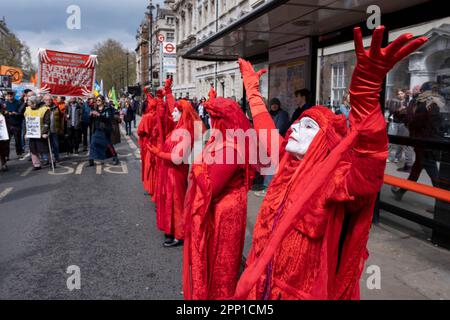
[151,1,176,89]
[135,18,150,89]
[171,0,268,99]
[135,1,176,92]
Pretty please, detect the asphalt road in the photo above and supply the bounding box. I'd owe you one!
[0,128,183,299]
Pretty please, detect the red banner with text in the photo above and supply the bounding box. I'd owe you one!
[38,49,97,97]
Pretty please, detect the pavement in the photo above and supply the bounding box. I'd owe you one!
[1,114,449,299]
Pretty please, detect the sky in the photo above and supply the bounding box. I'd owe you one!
[2,0,165,65]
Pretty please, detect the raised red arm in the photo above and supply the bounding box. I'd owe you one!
[238,58,284,159]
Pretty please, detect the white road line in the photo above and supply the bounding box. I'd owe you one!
[0,187,13,202]
[120,126,141,160]
[75,161,88,175]
[21,167,33,177]
[96,163,102,175]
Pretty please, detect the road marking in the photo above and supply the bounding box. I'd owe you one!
[48,162,75,175]
[104,162,128,175]
[96,163,102,175]
[75,161,88,175]
[21,167,33,177]
[0,187,13,202]
[120,126,139,152]
[118,152,132,157]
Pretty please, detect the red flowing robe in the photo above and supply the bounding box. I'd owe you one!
[236,100,388,300]
[183,98,254,300]
[137,94,165,198]
[155,142,190,239]
[153,99,199,240]
[234,29,427,299]
[242,118,387,300]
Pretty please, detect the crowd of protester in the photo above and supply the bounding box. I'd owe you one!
[0,89,141,171]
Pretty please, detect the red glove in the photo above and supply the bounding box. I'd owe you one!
[238,58,267,117]
[164,77,173,95]
[350,26,427,125]
[146,143,161,156]
[156,88,165,99]
[208,85,217,100]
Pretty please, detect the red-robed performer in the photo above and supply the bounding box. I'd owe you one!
[182,91,256,300]
[137,91,161,197]
[148,95,203,247]
[138,79,176,199]
[234,26,427,300]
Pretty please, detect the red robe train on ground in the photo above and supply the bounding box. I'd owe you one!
[149,96,203,240]
[234,27,427,300]
[183,97,255,300]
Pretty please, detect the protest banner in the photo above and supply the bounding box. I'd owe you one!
[25,116,41,139]
[38,49,97,97]
[0,66,24,84]
[0,114,9,141]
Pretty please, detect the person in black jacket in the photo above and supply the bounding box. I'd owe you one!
[88,95,119,166]
[392,87,445,201]
[123,99,134,136]
[290,88,312,125]
[4,90,24,156]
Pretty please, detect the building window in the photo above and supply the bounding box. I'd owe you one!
[330,62,346,107]
[167,32,174,42]
[167,17,174,25]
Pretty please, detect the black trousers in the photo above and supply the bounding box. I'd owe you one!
[398,147,439,196]
[125,121,132,135]
[81,122,89,148]
[9,125,23,155]
[67,126,81,153]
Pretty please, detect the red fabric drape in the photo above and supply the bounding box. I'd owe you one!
[183,98,255,300]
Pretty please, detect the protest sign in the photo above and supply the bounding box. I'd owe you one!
[0,114,9,141]
[25,116,41,139]
[38,49,97,97]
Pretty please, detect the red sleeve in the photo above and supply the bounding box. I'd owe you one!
[166,91,176,114]
[207,162,239,198]
[194,146,240,198]
[155,132,191,164]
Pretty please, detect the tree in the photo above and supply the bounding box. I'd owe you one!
[0,32,36,82]
[92,39,136,95]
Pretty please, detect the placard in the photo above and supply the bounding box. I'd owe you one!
[0,114,9,141]
[25,116,41,139]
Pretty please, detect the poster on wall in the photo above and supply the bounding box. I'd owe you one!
[0,75,12,90]
[269,59,308,117]
[38,49,97,97]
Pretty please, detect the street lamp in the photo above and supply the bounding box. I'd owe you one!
[147,1,156,91]
[126,51,129,90]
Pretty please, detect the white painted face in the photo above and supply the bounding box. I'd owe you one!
[172,107,182,122]
[285,117,320,159]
